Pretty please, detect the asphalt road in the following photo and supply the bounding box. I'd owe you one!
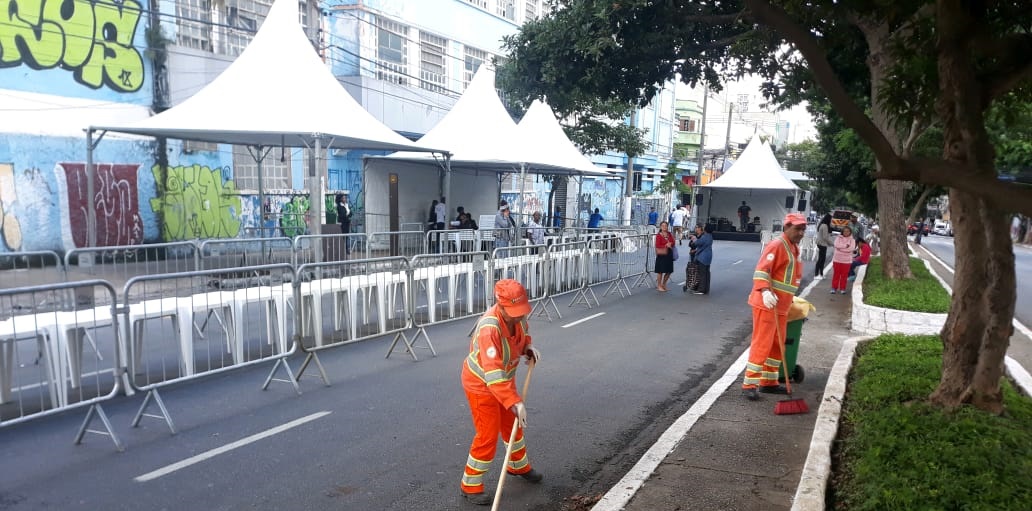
[913,234,1032,367]
[0,240,783,511]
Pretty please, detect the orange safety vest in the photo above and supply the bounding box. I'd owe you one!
[748,234,803,314]
[461,305,531,410]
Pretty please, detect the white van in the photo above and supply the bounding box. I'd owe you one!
[933,220,952,236]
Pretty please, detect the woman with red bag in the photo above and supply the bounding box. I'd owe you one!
[654,221,676,292]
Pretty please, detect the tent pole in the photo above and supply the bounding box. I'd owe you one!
[576,176,583,227]
[254,145,266,233]
[518,163,527,226]
[309,137,323,262]
[85,128,97,248]
[444,154,452,219]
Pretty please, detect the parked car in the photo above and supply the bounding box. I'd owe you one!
[908,223,931,236]
[933,220,953,236]
[831,210,853,232]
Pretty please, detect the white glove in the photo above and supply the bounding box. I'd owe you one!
[761,289,778,309]
[511,402,527,428]
[526,346,542,365]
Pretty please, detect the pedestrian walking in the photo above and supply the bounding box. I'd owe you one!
[831,226,856,294]
[742,213,807,400]
[815,213,832,278]
[588,208,603,229]
[654,221,676,292]
[647,207,658,227]
[671,206,687,244]
[459,279,543,505]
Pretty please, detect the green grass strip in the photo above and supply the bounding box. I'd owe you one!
[833,334,1032,510]
[862,257,952,313]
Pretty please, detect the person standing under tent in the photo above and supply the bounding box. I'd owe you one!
[459,279,543,505]
[737,201,752,232]
[742,213,806,401]
[335,193,353,255]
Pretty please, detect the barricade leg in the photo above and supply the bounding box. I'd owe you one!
[263,356,307,393]
[130,388,177,435]
[75,403,124,452]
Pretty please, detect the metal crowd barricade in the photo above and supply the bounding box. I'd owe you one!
[392,251,491,360]
[0,280,124,450]
[1,250,66,295]
[490,244,556,321]
[198,237,294,270]
[542,240,589,315]
[292,257,409,353]
[425,229,478,254]
[368,230,426,259]
[585,235,626,302]
[64,241,199,287]
[121,263,297,434]
[292,233,369,267]
[619,233,654,290]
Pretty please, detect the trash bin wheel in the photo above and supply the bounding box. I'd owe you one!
[792,364,805,383]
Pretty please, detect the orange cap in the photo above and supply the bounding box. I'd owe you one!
[784,213,807,227]
[495,279,531,317]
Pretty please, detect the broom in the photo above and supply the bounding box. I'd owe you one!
[492,360,536,511]
[773,311,809,415]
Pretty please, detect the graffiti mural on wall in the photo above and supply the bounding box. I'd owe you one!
[0,163,23,250]
[59,162,143,248]
[150,164,241,241]
[280,196,309,237]
[0,0,146,92]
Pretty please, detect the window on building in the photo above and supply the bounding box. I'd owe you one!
[680,118,696,132]
[632,171,643,192]
[466,0,489,9]
[496,0,515,20]
[688,119,697,132]
[177,0,213,51]
[525,0,538,21]
[464,46,488,89]
[183,140,218,153]
[377,17,409,86]
[221,0,266,57]
[233,145,291,192]
[737,93,749,114]
[419,32,448,93]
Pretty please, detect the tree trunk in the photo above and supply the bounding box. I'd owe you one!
[928,0,1014,413]
[905,187,933,225]
[864,24,913,280]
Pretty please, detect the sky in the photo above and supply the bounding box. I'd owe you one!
[676,75,818,149]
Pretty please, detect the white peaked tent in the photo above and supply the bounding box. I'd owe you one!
[515,100,606,175]
[700,135,800,232]
[364,67,610,228]
[86,0,442,243]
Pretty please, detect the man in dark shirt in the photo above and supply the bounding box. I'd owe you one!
[737,201,752,232]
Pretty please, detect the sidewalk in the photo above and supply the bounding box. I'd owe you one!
[596,277,855,511]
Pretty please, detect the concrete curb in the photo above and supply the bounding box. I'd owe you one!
[790,335,872,511]
[850,261,947,336]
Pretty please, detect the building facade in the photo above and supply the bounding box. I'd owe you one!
[0,0,678,254]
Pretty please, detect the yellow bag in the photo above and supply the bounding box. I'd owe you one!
[788,296,816,322]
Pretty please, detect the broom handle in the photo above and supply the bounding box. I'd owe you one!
[774,308,791,395]
[491,361,535,511]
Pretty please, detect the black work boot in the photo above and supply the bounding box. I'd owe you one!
[514,469,544,483]
[743,388,760,401]
[462,492,493,506]
[759,385,788,395]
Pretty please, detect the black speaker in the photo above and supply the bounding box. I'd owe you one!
[785,196,794,208]
[797,199,807,212]
[695,193,704,207]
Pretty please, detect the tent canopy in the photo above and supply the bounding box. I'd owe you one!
[368,67,611,177]
[702,135,797,190]
[89,0,441,153]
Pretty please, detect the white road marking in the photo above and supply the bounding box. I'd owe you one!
[134,411,332,482]
[561,312,606,329]
[732,259,743,265]
[799,262,833,297]
[593,262,825,510]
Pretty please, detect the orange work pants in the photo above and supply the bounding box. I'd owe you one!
[742,306,787,390]
[460,390,532,494]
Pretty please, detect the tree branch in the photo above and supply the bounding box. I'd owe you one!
[742,0,903,171]
[875,158,1032,216]
[901,118,928,157]
[984,58,1032,102]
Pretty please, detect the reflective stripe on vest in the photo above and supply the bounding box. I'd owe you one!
[465,316,513,386]
[771,237,798,294]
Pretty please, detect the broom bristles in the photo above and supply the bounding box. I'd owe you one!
[774,398,809,415]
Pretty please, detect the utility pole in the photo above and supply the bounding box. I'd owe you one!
[721,103,734,173]
[623,110,636,226]
[691,87,708,225]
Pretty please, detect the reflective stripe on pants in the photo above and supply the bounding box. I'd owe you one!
[742,306,786,390]
[460,389,531,494]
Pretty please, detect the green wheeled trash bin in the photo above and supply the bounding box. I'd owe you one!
[779,318,805,383]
